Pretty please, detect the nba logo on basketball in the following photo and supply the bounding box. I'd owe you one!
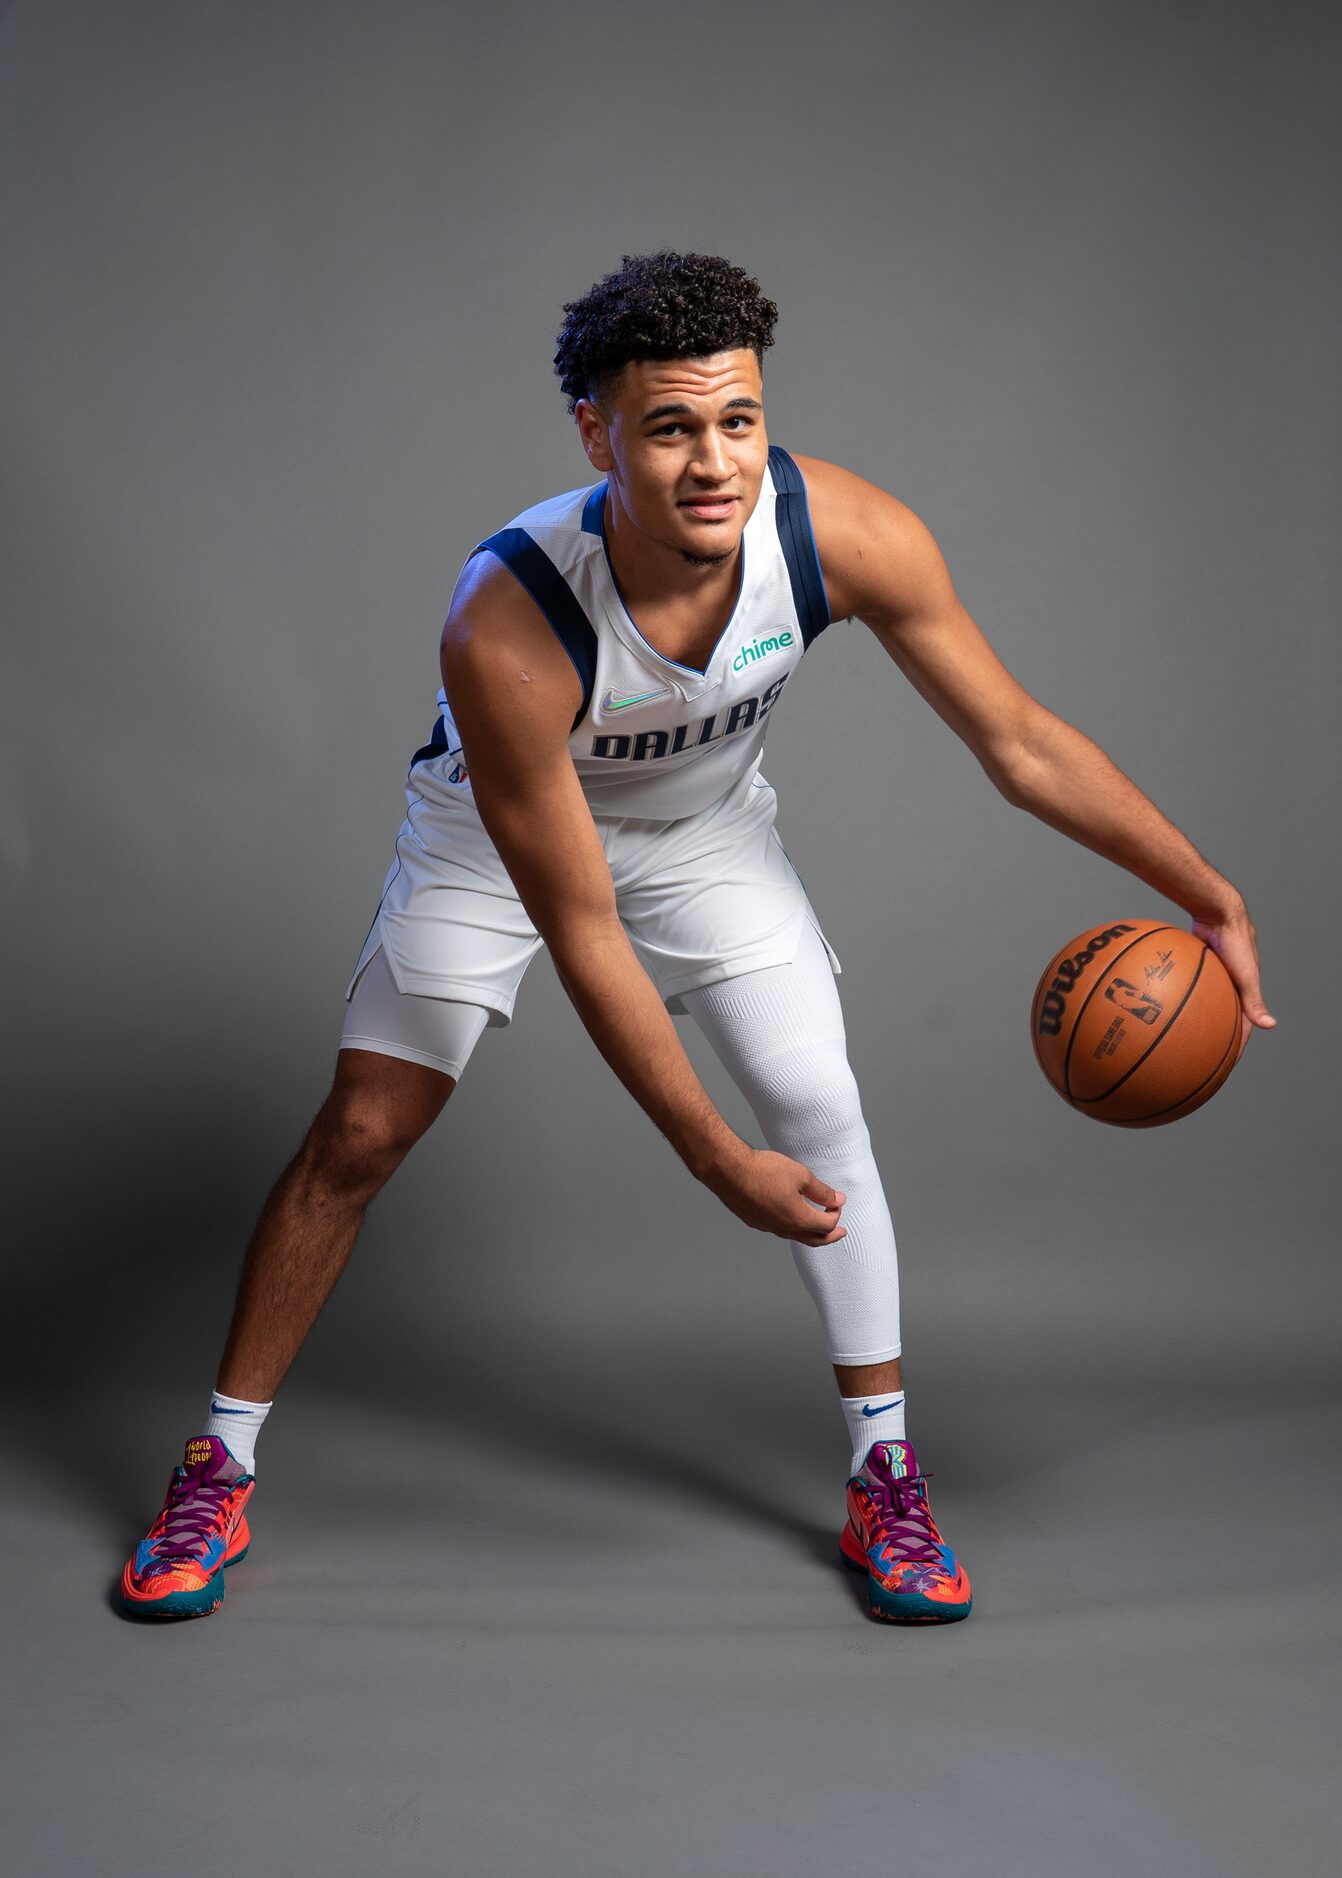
[1103,977,1163,1026]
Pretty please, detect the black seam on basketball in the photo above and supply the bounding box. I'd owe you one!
[1030,959,1058,1067]
[1073,945,1209,1107]
[1127,1001,1240,1123]
[1061,926,1177,1103]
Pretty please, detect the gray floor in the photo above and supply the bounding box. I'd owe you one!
[3,1362,1338,1878]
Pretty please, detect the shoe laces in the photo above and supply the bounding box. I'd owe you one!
[149,1470,236,1563]
[868,1474,943,1566]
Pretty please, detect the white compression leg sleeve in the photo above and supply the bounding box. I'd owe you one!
[679,922,901,1366]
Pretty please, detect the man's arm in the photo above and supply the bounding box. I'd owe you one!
[439,550,847,1245]
[798,455,1275,1040]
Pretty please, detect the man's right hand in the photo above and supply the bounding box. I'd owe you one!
[700,1144,847,1246]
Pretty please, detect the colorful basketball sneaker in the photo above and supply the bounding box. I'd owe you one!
[840,1440,972,1624]
[119,1436,254,1619]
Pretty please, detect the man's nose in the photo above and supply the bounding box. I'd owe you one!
[689,431,732,481]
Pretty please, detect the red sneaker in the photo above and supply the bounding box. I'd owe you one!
[840,1440,972,1623]
[120,1436,254,1619]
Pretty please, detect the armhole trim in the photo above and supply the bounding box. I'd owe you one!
[474,528,598,729]
[409,714,448,769]
[767,446,832,649]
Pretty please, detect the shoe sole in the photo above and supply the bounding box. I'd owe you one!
[839,1544,973,1624]
[119,1542,249,1621]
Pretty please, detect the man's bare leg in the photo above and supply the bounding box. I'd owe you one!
[834,1359,902,1399]
[215,1047,454,1402]
[119,1046,454,1617]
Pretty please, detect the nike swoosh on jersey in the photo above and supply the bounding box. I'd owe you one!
[601,686,674,711]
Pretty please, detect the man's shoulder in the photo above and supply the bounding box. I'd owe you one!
[786,454,945,623]
[788,453,928,548]
[445,479,603,684]
[790,452,880,518]
[488,481,604,543]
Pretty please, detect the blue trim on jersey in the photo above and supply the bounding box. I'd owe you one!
[410,715,448,768]
[475,527,598,727]
[768,446,831,650]
[581,485,607,535]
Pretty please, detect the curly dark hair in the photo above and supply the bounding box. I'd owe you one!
[553,250,779,412]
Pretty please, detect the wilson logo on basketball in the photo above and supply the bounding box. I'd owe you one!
[1035,924,1138,1036]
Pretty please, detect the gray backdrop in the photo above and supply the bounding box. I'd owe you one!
[3,4,1338,1876]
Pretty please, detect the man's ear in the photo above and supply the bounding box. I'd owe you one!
[575,397,613,474]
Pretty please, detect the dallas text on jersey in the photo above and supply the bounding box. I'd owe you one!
[590,674,790,764]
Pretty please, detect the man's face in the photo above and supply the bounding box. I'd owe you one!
[575,350,769,566]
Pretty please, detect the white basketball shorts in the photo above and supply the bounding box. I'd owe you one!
[340,758,839,1076]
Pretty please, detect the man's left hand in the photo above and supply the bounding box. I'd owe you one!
[1191,903,1276,1061]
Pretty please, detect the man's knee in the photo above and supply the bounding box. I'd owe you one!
[752,1038,867,1154]
[299,1055,452,1195]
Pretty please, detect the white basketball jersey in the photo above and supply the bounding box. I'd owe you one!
[411,446,834,819]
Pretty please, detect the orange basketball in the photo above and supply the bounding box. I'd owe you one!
[1031,920,1242,1127]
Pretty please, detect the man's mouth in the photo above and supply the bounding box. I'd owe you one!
[678,495,739,521]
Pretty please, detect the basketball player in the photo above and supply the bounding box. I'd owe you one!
[120,252,1273,1624]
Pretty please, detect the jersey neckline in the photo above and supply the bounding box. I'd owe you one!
[589,484,751,686]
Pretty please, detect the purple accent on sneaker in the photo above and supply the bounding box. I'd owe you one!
[856,1440,943,1567]
[143,1437,248,1578]
[859,1439,917,1486]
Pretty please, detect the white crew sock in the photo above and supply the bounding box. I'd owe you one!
[841,1390,906,1476]
[202,1390,272,1473]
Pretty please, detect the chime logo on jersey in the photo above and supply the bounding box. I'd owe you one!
[590,673,791,763]
[731,629,794,674]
